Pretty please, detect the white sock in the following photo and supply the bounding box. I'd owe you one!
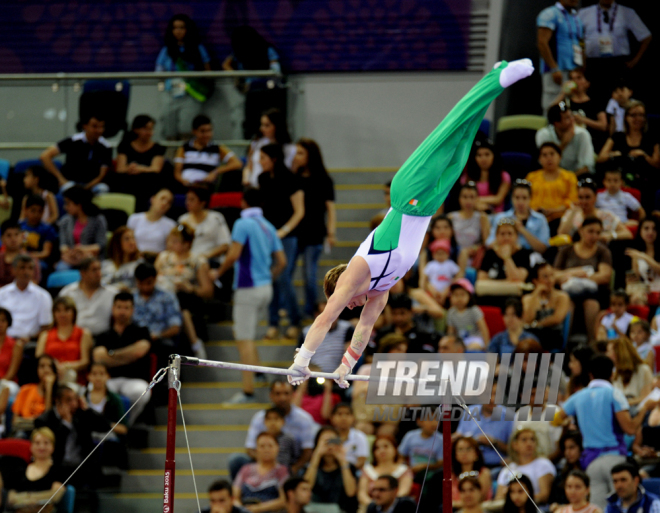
[294,347,315,367]
[498,58,534,88]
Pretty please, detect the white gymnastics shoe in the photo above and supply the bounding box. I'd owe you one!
[496,58,534,88]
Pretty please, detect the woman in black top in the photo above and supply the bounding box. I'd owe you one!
[116,115,166,212]
[258,144,305,339]
[292,138,336,319]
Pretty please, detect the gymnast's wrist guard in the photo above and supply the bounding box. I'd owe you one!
[341,347,361,372]
[294,347,315,367]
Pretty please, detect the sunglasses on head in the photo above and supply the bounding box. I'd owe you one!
[459,471,480,481]
[498,218,517,227]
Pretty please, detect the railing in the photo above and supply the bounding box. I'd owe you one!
[0,70,278,81]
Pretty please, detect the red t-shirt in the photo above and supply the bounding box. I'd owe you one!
[0,336,16,379]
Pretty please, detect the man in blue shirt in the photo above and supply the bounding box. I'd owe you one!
[553,355,659,507]
[216,188,286,403]
[537,0,585,112]
[607,462,660,513]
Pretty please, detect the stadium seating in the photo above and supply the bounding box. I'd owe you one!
[93,192,136,218]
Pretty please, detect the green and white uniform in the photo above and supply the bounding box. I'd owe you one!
[351,61,521,292]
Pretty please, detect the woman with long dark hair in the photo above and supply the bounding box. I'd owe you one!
[155,14,212,140]
[549,431,584,506]
[116,115,166,211]
[451,437,492,507]
[502,474,538,513]
[463,138,511,213]
[292,138,336,318]
[101,226,143,289]
[626,218,660,307]
[567,345,595,396]
[258,144,304,339]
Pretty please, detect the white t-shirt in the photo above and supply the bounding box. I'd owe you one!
[600,312,634,337]
[606,98,627,133]
[497,458,556,495]
[0,282,53,339]
[424,259,460,293]
[343,428,369,466]
[127,213,176,254]
[178,211,231,262]
[247,137,297,187]
[596,190,640,222]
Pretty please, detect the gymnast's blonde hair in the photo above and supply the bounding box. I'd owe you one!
[323,264,348,299]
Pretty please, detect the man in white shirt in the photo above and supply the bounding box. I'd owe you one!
[596,168,643,226]
[0,255,53,343]
[59,257,118,336]
[536,102,595,176]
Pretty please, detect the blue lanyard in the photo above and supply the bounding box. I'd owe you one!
[559,5,578,41]
[597,3,618,33]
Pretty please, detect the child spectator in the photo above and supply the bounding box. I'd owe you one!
[446,279,489,350]
[606,80,633,134]
[597,290,634,340]
[263,406,298,469]
[0,221,40,287]
[627,319,654,370]
[19,166,58,225]
[399,417,443,501]
[462,138,511,213]
[329,403,369,470]
[448,183,490,270]
[552,470,601,513]
[596,168,643,228]
[85,362,128,437]
[502,474,536,513]
[19,195,58,272]
[424,238,461,305]
[549,431,584,505]
[419,215,459,290]
[489,298,539,355]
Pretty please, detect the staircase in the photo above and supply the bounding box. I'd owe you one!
[98,168,397,513]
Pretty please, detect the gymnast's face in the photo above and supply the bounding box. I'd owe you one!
[347,294,368,310]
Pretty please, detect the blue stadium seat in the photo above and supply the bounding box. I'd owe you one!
[0,159,9,181]
[13,158,62,175]
[643,478,660,497]
[501,152,533,181]
[560,311,572,352]
[465,267,477,286]
[46,270,81,289]
[60,485,76,513]
[479,119,491,138]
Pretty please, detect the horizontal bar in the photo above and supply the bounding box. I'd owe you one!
[0,140,250,151]
[0,70,279,81]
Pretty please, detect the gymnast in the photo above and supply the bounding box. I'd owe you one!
[288,59,535,388]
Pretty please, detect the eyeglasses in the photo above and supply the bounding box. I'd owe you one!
[459,471,479,480]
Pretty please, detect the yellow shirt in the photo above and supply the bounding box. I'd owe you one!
[526,169,578,221]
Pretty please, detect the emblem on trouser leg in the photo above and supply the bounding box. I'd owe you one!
[408,199,418,206]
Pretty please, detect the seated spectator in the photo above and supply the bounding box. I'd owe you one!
[557,178,632,244]
[446,280,489,350]
[488,179,550,254]
[329,404,368,470]
[536,102,595,176]
[243,108,296,187]
[36,296,93,384]
[448,183,490,271]
[232,379,317,479]
[366,476,416,513]
[627,320,654,370]
[625,218,660,306]
[461,138,511,213]
[57,186,108,270]
[292,365,340,425]
[173,114,243,187]
[522,262,570,352]
[262,406,298,469]
[489,298,539,355]
[456,383,513,468]
[233,432,289,513]
[377,294,438,353]
[456,474,485,513]
[19,195,57,271]
[127,189,176,255]
[552,470,601,513]
[0,221,41,287]
[35,384,110,488]
[178,184,231,266]
[19,165,59,225]
[598,101,660,206]
[0,255,52,343]
[606,337,653,408]
[514,380,562,459]
[283,478,312,513]
[597,290,634,340]
[596,168,644,229]
[101,226,142,290]
[40,113,111,194]
[12,355,57,425]
[93,292,152,425]
[527,143,579,233]
[115,114,166,212]
[133,262,182,353]
[386,278,445,331]
[0,308,21,394]
[155,224,212,358]
[358,435,413,508]
[503,473,536,513]
[438,335,466,353]
[5,427,65,511]
[549,431,584,505]
[301,302,353,374]
[496,428,556,503]
[605,462,660,513]
[631,401,660,465]
[204,479,251,513]
[60,257,118,337]
[419,215,460,290]
[85,362,128,437]
[477,219,533,298]
[567,345,596,396]
[424,238,461,306]
[304,426,357,513]
[399,418,443,480]
[554,218,614,343]
[451,437,492,507]
[554,68,608,151]
[605,81,633,134]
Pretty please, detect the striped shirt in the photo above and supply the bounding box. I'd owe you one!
[303,320,354,373]
[175,140,235,183]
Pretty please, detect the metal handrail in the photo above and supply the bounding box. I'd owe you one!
[0,140,251,150]
[0,70,279,81]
